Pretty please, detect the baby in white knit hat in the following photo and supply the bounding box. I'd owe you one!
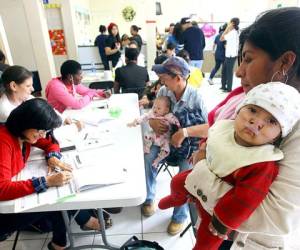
[158,82,300,248]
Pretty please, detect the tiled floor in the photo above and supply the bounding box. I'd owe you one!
[1,76,300,249]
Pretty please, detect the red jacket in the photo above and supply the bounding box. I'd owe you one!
[0,126,60,201]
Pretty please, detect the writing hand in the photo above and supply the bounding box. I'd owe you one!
[47,157,73,172]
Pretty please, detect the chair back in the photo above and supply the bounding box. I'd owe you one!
[89,81,114,90]
[121,87,145,99]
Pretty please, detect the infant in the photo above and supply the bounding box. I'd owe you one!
[128,96,180,167]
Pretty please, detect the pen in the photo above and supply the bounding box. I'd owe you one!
[84,133,88,140]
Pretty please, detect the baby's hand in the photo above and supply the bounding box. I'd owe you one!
[127,119,138,127]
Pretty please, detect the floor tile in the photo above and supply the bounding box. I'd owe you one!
[94,233,143,248]
[143,232,194,250]
[105,206,142,236]
[0,239,47,250]
[19,231,48,240]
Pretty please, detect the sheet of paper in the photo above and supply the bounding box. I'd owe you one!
[75,127,114,152]
[14,158,75,212]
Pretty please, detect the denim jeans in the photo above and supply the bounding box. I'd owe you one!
[144,145,192,223]
[190,60,204,70]
[209,59,224,80]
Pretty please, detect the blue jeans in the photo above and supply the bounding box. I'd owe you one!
[144,145,192,223]
[190,60,203,70]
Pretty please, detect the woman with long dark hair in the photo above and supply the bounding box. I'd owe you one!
[0,98,69,250]
[105,23,121,68]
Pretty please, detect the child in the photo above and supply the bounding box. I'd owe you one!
[128,96,180,167]
[138,80,163,108]
[158,82,300,249]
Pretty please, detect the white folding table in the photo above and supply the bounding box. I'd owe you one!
[0,94,146,249]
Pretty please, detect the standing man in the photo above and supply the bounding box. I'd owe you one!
[220,17,240,92]
[142,56,207,235]
[181,18,206,70]
[94,25,109,70]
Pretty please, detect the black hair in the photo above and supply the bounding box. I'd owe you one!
[125,48,139,61]
[6,98,62,139]
[231,17,240,30]
[154,54,169,65]
[121,34,130,41]
[239,7,300,82]
[1,65,32,95]
[219,23,227,33]
[60,60,81,80]
[173,22,183,43]
[176,49,190,63]
[0,49,5,62]
[99,25,106,33]
[155,96,171,112]
[108,24,121,43]
[131,25,141,32]
[166,42,176,51]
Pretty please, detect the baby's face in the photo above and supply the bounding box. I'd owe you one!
[234,104,281,146]
[152,99,169,116]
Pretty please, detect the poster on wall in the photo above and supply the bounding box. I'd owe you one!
[75,7,92,45]
[199,22,249,51]
[49,29,67,55]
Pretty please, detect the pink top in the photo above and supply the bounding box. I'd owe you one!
[214,92,245,121]
[208,86,244,126]
[45,78,105,113]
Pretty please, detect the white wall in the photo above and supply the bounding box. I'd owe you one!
[0,0,37,70]
[88,0,298,36]
[90,0,149,43]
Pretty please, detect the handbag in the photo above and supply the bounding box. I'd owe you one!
[120,236,164,250]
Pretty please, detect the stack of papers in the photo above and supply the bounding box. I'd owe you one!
[14,150,127,212]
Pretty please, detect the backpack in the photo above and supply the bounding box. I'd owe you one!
[171,107,206,159]
[120,236,164,250]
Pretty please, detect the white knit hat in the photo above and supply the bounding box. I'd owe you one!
[236,82,300,137]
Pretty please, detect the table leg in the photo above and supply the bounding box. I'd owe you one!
[95,208,119,249]
[62,211,75,248]
[61,209,119,250]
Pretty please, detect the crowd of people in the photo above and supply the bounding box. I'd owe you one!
[0,6,300,250]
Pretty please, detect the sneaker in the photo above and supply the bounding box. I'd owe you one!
[141,203,155,217]
[167,220,185,235]
[208,78,214,85]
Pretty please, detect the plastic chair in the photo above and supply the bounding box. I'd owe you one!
[121,87,146,99]
[89,81,114,91]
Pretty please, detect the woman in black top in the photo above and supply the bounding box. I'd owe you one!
[105,23,121,68]
[130,25,143,51]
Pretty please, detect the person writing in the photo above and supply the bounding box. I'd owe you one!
[0,67,112,233]
[46,60,107,113]
[158,82,300,249]
[0,98,71,250]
